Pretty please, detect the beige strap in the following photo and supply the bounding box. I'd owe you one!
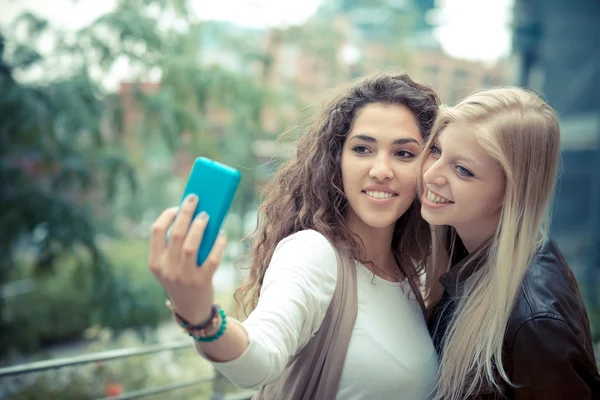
[254,246,358,399]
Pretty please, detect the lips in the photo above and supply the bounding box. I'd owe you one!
[425,188,453,204]
[364,190,396,199]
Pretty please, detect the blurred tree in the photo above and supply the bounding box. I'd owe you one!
[0,0,283,353]
[0,14,136,353]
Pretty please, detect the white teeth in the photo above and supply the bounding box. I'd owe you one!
[365,190,394,200]
[427,189,451,204]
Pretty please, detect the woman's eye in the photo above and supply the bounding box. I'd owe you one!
[395,150,415,158]
[430,144,441,156]
[456,165,474,177]
[352,145,371,154]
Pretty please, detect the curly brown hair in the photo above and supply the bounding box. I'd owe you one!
[235,72,441,316]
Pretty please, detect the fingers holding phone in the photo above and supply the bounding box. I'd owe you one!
[148,207,178,277]
[147,204,222,325]
[201,229,228,277]
[167,194,199,267]
[147,157,240,325]
[182,211,212,271]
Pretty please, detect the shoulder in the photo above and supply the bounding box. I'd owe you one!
[506,240,594,359]
[266,229,338,283]
[512,316,577,349]
[274,230,337,256]
[511,240,584,321]
[508,316,598,387]
[272,230,338,266]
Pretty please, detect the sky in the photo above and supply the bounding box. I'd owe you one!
[0,0,513,64]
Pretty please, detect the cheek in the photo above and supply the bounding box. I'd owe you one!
[476,176,505,212]
[489,185,505,210]
[462,185,504,216]
[340,151,355,188]
[394,163,419,194]
[340,149,349,174]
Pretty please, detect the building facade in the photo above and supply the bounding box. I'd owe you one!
[511,0,600,304]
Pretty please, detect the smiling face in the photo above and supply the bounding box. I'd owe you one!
[421,122,505,251]
[341,102,423,232]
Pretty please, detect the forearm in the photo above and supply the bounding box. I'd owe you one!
[195,317,249,362]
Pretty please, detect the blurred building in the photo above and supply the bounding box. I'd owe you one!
[511,0,600,303]
[316,0,435,41]
[266,0,507,106]
[406,50,507,105]
[265,27,507,107]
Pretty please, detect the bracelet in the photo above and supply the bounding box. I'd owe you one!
[194,308,227,342]
[166,300,227,342]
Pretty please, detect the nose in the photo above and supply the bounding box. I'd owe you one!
[369,154,394,181]
[422,157,447,187]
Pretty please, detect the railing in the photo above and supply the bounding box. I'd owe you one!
[0,340,256,399]
[3,332,598,399]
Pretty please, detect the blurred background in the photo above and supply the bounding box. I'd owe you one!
[0,0,598,398]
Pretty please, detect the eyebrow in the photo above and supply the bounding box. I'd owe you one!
[434,140,483,168]
[350,134,420,145]
[456,156,481,169]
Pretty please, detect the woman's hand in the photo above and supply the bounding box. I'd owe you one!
[148,194,228,325]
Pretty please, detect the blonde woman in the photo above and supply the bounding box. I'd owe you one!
[419,87,600,399]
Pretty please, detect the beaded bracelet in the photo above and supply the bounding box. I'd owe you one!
[194,308,227,343]
[166,300,227,342]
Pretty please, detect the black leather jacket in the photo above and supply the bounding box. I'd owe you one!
[428,240,600,399]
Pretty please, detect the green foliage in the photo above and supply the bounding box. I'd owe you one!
[1,330,217,400]
[2,256,95,353]
[0,0,281,356]
[0,18,138,356]
[1,240,168,354]
[97,239,171,330]
[0,33,134,276]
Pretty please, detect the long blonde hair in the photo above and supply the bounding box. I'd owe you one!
[418,87,561,399]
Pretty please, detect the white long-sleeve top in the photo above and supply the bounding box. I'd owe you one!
[205,230,438,399]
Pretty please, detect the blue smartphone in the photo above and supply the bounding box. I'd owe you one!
[179,157,241,266]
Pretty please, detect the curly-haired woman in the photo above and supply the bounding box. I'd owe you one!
[148,73,441,399]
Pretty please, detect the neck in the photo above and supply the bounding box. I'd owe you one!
[455,211,501,253]
[455,226,495,254]
[345,211,397,279]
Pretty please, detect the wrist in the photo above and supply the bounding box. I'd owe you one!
[167,301,228,343]
[170,288,215,325]
[186,307,215,326]
[166,301,214,327]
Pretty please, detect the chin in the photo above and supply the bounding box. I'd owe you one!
[367,220,397,229]
[358,214,399,229]
[420,207,446,226]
